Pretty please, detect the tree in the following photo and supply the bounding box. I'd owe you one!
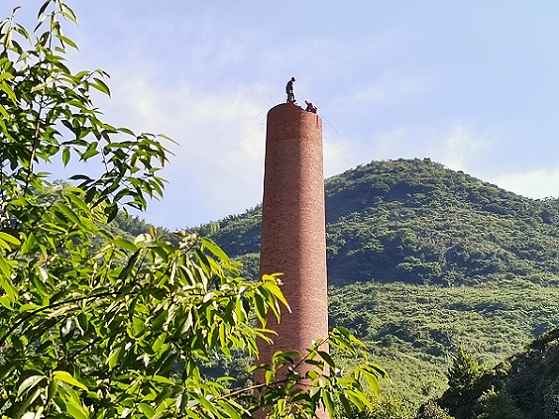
[336,398,413,419]
[439,347,483,419]
[0,1,387,418]
[446,348,482,393]
[474,387,522,419]
[416,401,454,419]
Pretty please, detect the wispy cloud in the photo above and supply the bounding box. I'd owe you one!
[428,123,492,172]
[95,64,273,228]
[492,169,559,200]
[333,123,497,175]
[323,133,367,178]
[352,72,428,106]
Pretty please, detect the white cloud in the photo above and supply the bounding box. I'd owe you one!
[94,64,273,228]
[352,73,428,106]
[323,133,366,178]
[321,123,493,184]
[376,127,409,156]
[491,169,559,200]
[329,122,498,178]
[427,124,491,172]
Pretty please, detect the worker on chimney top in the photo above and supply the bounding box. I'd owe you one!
[286,76,296,103]
[305,100,317,114]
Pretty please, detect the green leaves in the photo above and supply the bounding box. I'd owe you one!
[52,371,88,391]
[0,1,387,418]
[253,328,389,419]
[91,77,110,96]
[17,375,46,399]
[0,231,21,250]
[0,271,17,303]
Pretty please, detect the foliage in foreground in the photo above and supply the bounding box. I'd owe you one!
[0,2,386,417]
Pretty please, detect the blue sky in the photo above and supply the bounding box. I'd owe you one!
[5,2,559,229]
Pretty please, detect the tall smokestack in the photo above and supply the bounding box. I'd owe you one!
[258,102,329,415]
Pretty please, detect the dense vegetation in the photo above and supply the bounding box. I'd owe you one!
[177,158,559,412]
[0,2,382,418]
[204,158,559,287]
[427,329,559,419]
[330,282,559,408]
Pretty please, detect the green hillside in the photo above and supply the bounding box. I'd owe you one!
[191,159,559,409]
[204,158,559,287]
[329,282,559,408]
[115,158,559,411]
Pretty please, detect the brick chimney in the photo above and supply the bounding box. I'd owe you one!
[257,102,329,416]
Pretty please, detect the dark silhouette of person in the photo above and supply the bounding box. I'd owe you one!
[286,76,296,103]
[305,100,317,114]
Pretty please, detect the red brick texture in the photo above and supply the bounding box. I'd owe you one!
[258,102,329,372]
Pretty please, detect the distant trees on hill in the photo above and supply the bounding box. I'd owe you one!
[190,158,559,287]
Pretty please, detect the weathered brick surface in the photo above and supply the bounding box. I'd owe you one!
[258,102,328,371]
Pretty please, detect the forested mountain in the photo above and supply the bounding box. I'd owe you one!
[200,158,559,287]
[192,158,559,411]
[114,158,559,413]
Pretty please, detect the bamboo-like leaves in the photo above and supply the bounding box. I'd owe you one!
[0,1,386,417]
[52,371,88,392]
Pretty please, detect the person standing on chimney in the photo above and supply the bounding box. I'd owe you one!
[286,76,296,103]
